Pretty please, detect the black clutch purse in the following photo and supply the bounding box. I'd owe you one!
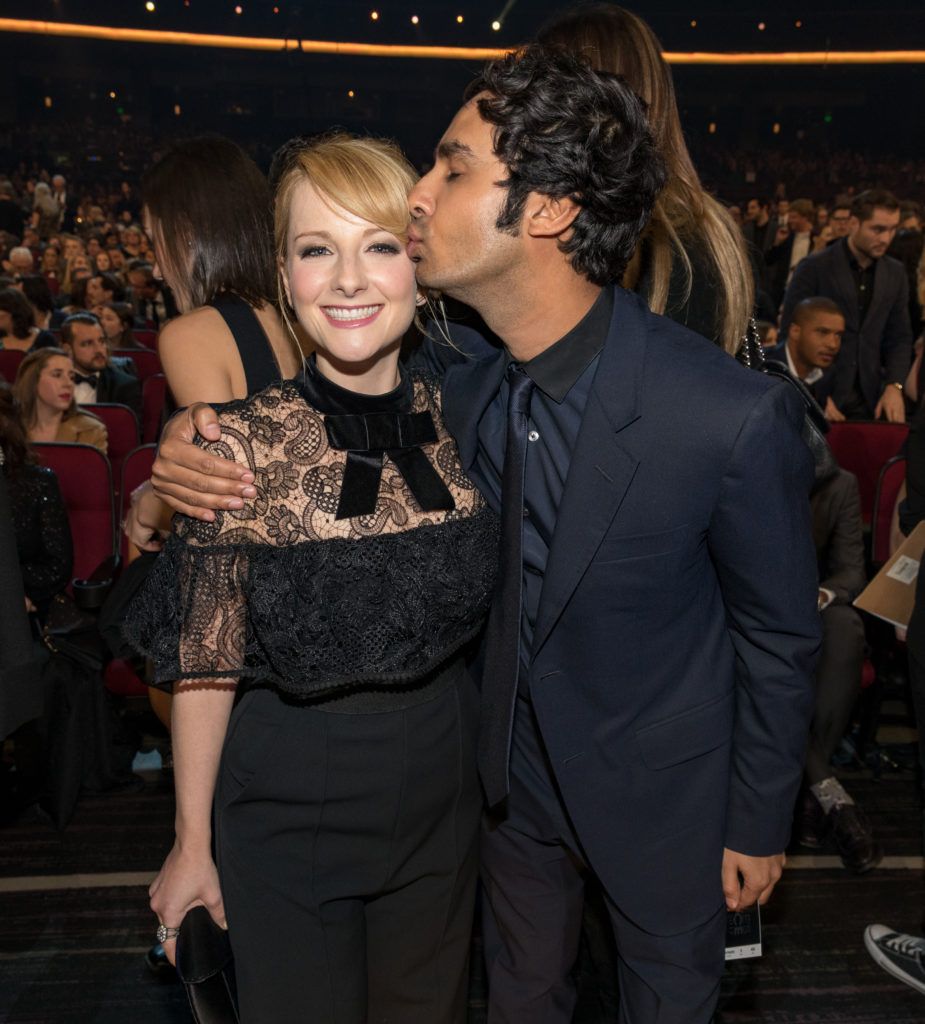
[176,906,239,1024]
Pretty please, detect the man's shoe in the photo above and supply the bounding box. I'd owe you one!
[864,925,925,994]
[144,942,176,976]
[830,803,882,873]
[797,789,828,848]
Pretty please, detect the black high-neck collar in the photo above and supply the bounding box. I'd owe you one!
[297,355,412,417]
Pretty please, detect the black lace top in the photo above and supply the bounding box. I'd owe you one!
[123,366,499,703]
[7,463,73,618]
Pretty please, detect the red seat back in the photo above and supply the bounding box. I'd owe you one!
[0,349,25,383]
[871,455,907,565]
[81,403,140,503]
[826,422,909,525]
[142,374,168,444]
[133,329,158,350]
[32,442,115,583]
[113,347,162,381]
[119,444,157,561]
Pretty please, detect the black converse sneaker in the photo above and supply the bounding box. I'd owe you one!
[864,925,925,995]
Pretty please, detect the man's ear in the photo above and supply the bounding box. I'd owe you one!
[523,193,582,240]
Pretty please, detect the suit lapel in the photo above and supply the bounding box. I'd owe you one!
[531,289,645,657]
[441,346,508,475]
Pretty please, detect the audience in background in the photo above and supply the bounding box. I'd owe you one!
[97,301,143,349]
[13,347,107,452]
[18,275,59,337]
[59,312,141,421]
[765,197,816,305]
[781,190,911,422]
[0,287,49,352]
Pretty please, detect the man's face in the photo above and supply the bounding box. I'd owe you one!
[777,200,790,219]
[830,208,852,238]
[65,322,109,373]
[407,98,523,303]
[10,251,33,274]
[63,238,83,261]
[790,312,845,371]
[849,207,901,262]
[86,276,111,306]
[788,210,813,234]
[128,270,154,296]
[746,199,760,221]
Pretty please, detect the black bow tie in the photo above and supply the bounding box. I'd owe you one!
[324,410,455,520]
[74,372,99,387]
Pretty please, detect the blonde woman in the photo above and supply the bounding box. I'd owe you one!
[538,3,754,353]
[14,347,107,453]
[124,135,497,1023]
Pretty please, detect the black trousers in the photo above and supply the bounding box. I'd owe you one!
[908,649,925,855]
[805,603,866,785]
[215,674,481,1024]
[480,696,725,1024]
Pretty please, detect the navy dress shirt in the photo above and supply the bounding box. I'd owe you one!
[475,288,613,682]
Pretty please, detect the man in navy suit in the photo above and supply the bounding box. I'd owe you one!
[150,46,820,1023]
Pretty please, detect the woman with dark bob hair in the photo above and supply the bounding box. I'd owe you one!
[0,287,47,353]
[123,136,304,552]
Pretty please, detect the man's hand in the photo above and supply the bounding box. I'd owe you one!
[874,385,906,424]
[24,596,36,614]
[151,404,255,522]
[774,224,790,246]
[721,848,785,911]
[824,397,845,422]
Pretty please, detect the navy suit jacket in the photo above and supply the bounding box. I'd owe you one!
[780,242,912,413]
[423,287,820,935]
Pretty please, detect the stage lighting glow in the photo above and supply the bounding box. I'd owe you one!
[411,15,419,24]
[795,20,803,28]
[44,96,52,108]
[235,5,243,13]
[773,122,781,133]
[348,89,355,97]
[758,22,766,31]
[690,20,697,28]
[109,90,116,98]
[370,10,378,19]
[1,21,924,66]
[457,15,464,23]
[708,122,717,133]
[145,1,155,11]
[174,103,181,114]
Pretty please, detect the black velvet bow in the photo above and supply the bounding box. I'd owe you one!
[74,372,100,387]
[325,410,455,520]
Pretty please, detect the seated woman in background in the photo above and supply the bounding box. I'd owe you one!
[96,301,142,349]
[14,348,107,453]
[0,287,52,352]
[18,276,59,343]
[0,383,72,622]
[93,250,113,274]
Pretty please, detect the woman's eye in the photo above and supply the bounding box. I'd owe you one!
[446,171,461,182]
[299,246,330,258]
[369,242,400,255]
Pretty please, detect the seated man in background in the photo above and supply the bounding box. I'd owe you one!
[60,312,141,423]
[799,463,881,872]
[768,296,846,415]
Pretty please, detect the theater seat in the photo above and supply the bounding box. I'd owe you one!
[826,421,909,525]
[871,455,906,566]
[81,403,140,504]
[113,347,162,381]
[133,329,158,350]
[0,349,25,382]
[142,373,168,444]
[32,442,116,584]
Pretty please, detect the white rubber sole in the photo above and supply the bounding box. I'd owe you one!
[864,926,925,996]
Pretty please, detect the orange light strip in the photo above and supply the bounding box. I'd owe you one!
[1,19,924,65]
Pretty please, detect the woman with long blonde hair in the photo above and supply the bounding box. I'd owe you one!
[538,3,754,353]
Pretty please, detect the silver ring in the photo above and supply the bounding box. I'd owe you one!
[156,924,180,943]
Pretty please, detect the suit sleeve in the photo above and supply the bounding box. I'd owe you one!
[707,381,821,855]
[882,269,913,387]
[118,373,143,423]
[779,258,818,338]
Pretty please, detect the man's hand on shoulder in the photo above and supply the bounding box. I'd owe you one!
[721,848,785,911]
[151,403,255,521]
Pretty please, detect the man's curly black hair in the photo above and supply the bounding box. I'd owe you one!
[464,44,667,286]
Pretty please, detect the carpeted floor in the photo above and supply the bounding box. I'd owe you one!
[1,771,923,1022]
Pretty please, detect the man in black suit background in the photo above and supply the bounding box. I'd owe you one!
[60,312,141,423]
[781,190,912,422]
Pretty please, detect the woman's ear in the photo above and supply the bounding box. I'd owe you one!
[278,257,293,308]
[416,290,427,308]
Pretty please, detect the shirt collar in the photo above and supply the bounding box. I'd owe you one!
[843,237,874,276]
[785,342,823,386]
[520,287,613,403]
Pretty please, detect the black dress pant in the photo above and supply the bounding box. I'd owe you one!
[214,673,481,1024]
[805,603,866,784]
[480,696,725,1024]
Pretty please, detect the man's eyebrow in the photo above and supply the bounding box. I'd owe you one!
[435,140,475,163]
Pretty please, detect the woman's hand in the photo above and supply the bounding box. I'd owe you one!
[149,839,226,967]
[151,404,256,521]
[124,481,169,553]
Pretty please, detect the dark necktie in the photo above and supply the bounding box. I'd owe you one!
[478,364,535,807]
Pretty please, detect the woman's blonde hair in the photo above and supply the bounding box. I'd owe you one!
[538,4,754,353]
[13,347,78,429]
[273,133,419,343]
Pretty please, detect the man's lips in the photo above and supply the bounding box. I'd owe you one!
[407,232,424,261]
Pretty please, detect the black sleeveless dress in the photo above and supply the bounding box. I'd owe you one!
[210,293,283,395]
